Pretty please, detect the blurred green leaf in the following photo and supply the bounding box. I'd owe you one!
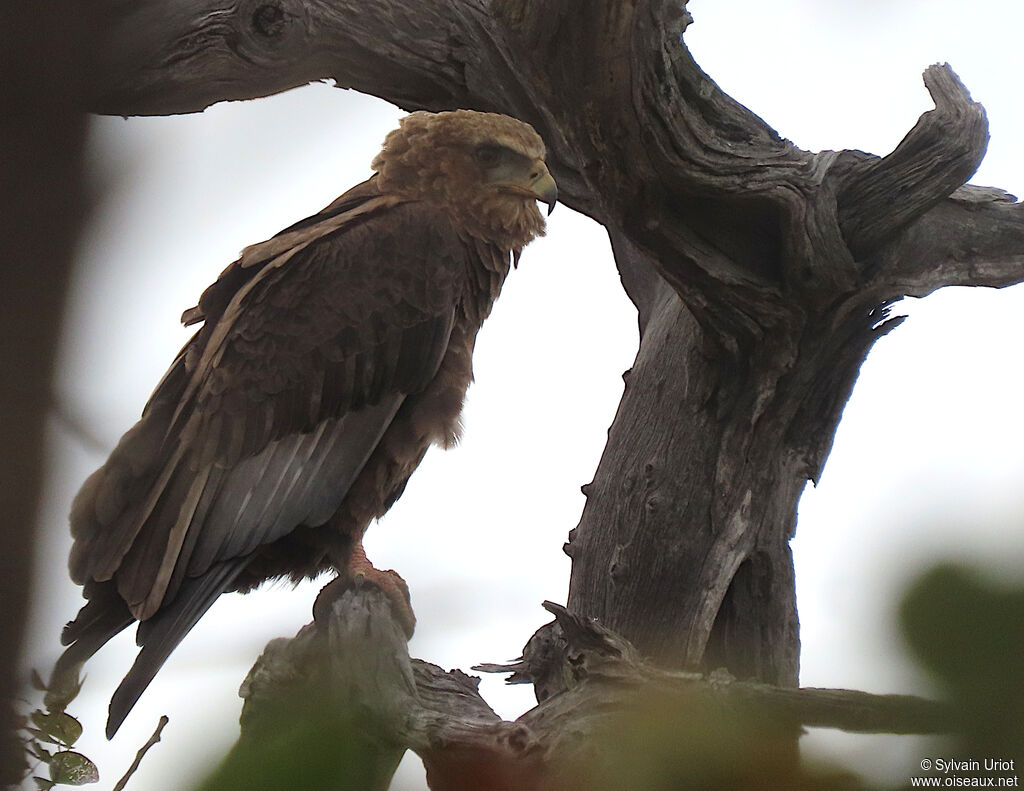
[554,689,863,791]
[43,671,84,714]
[31,711,84,747]
[31,669,48,692]
[33,776,57,790]
[27,726,54,744]
[195,696,403,791]
[900,564,1024,763]
[49,751,99,786]
[26,742,53,762]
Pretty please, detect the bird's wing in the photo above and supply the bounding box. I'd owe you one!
[68,195,471,621]
[179,176,386,328]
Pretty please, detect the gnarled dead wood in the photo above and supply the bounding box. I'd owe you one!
[231,586,951,790]
[836,64,989,259]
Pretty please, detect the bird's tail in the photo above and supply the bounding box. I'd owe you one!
[105,559,246,738]
[48,582,134,712]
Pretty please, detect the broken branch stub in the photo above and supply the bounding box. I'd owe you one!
[837,63,989,260]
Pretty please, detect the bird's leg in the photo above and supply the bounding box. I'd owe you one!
[317,539,416,638]
[348,541,416,637]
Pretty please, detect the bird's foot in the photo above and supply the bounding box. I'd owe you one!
[316,542,416,638]
[351,562,416,639]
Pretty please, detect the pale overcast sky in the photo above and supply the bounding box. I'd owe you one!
[21,1,1024,788]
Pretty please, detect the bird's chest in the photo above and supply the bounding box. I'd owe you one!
[413,256,508,446]
[404,320,478,450]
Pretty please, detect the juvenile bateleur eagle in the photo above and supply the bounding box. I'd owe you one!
[53,110,557,738]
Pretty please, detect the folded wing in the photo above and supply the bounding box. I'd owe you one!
[61,189,472,734]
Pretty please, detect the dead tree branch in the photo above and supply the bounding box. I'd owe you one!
[232,586,952,790]
[836,64,989,259]
[112,716,170,791]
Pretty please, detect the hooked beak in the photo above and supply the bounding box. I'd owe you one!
[493,159,558,215]
[530,164,558,215]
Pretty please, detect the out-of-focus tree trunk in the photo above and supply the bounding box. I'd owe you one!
[0,2,92,781]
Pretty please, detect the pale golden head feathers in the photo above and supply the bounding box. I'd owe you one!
[372,110,556,251]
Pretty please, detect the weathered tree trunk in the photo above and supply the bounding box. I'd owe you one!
[72,0,1024,785]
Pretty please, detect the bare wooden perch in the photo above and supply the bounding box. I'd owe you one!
[236,582,543,790]
[232,583,952,790]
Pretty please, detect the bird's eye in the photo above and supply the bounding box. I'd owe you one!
[474,145,503,166]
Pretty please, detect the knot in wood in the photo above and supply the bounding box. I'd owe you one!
[501,723,535,754]
[251,3,285,39]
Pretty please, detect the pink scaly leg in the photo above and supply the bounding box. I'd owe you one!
[316,538,415,638]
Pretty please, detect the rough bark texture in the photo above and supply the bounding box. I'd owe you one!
[1,2,91,781]
[74,0,1024,786]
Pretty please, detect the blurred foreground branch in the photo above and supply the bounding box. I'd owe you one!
[0,0,92,781]
[112,716,169,791]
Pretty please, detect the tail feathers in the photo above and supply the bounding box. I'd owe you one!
[106,559,246,739]
[48,584,133,711]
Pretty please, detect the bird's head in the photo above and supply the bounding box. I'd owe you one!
[372,110,557,250]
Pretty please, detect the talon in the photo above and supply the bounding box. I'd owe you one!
[329,540,417,638]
